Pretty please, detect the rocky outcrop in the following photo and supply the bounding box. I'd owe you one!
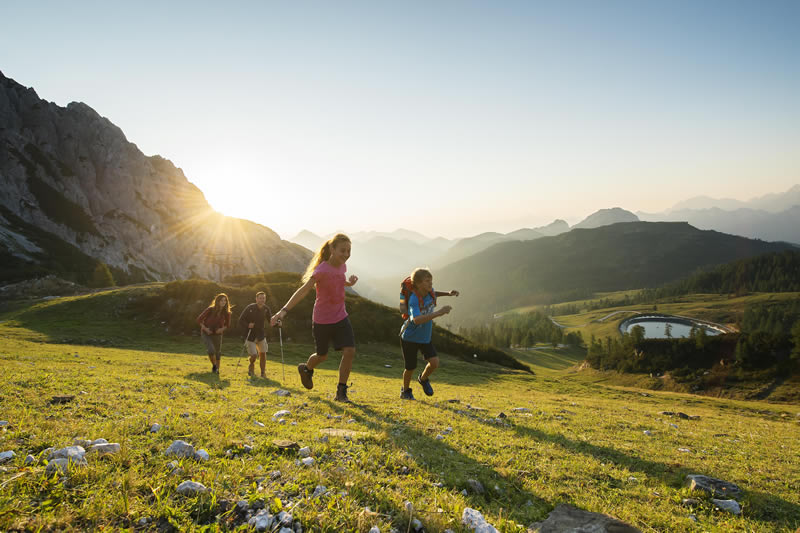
[0,71,309,283]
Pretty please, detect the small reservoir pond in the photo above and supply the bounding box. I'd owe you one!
[619,315,726,339]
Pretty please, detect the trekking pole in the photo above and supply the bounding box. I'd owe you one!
[236,328,252,368]
[277,320,286,384]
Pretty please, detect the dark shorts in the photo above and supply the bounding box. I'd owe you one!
[400,339,437,370]
[202,332,222,357]
[312,317,355,356]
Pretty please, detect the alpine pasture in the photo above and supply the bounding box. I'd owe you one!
[1,288,799,532]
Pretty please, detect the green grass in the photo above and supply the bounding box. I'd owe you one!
[1,291,799,531]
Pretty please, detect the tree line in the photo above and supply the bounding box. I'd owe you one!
[457,311,583,348]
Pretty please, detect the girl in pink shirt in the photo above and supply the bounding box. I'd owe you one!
[271,233,358,402]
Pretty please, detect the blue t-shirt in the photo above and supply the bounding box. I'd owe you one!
[400,292,436,344]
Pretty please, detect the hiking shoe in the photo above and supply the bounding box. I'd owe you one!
[334,383,351,403]
[298,363,314,389]
[400,388,415,400]
[260,372,267,379]
[212,364,218,374]
[417,375,434,396]
[248,362,255,377]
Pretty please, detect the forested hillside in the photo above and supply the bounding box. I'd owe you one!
[437,222,795,323]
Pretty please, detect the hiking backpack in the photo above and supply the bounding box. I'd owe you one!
[399,276,436,320]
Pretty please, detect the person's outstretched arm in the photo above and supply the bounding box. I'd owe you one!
[270,277,315,326]
[434,290,459,297]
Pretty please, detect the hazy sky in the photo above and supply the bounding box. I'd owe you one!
[2,1,798,239]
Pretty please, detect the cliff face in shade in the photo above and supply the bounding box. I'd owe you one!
[0,71,310,283]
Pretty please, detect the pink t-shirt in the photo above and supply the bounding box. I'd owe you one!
[312,261,348,324]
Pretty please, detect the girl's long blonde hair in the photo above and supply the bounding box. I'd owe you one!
[208,293,231,316]
[302,233,351,283]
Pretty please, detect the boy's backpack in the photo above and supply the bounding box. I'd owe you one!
[399,276,436,320]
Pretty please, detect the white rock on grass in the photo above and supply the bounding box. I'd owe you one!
[435,435,444,440]
[177,480,208,495]
[0,450,16,463]
[298,447,312,458]
[0,421,8,427]
[150,423,162,433]
[164,440,195,458]
[24,454,35,465]
[643,430,653,436]
[48,446,86,462]
[712,499,741,515]
[273,410,291,420]
[312,485,327,498]
[255,421,265,427]
[272,389,291,397]
[369,527,380,533]
[512,407,530,413]
[194,449,210,461]
[249,509,274,531]
[301,457,315,466]
[278,528,293,533]
[462,507,499,533]
[277,511,293,526]
[87,443,121,456]
[411,519,422,531]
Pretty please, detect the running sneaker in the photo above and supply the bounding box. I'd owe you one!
[417,375,434,396]
[298,363,314,389]
[400,388,415,400]
[334,383,351,403]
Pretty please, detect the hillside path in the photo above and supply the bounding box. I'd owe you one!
[549,310,641,329]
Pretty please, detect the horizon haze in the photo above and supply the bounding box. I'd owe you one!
[1,1,799,239]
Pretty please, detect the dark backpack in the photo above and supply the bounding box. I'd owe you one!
[399,276,436,320]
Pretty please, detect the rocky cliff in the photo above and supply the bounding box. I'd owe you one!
[0,71,310,284]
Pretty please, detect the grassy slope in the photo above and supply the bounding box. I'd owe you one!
[1,294,799,532]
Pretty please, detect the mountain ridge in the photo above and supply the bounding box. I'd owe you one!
[436,221,797,323]
[0,71,310,285]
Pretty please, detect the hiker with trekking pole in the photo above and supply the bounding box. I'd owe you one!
[270,233,358,403]
[398,268,458,400]
[237,291,271,378]
[196,293,232,375]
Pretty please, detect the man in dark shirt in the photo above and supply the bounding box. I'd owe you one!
[238,291,271,378]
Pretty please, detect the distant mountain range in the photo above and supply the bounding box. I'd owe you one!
[666,185,800,213]
[638,204,800,244]
[435,221,798,324]
[288,183,800,306]
[0,71,309,286]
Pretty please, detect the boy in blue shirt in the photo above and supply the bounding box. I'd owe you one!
[399,268,459,400]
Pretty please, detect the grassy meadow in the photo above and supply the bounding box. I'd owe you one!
[1,290,799,532]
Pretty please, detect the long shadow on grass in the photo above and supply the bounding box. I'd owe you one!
[244,375,284,389]
[318,398,550,529]
[428,402,800,528]
[185,372,231,390]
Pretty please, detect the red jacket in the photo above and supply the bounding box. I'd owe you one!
[196,307,231,331]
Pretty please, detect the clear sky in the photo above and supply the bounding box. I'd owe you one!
[2,1,798,239]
